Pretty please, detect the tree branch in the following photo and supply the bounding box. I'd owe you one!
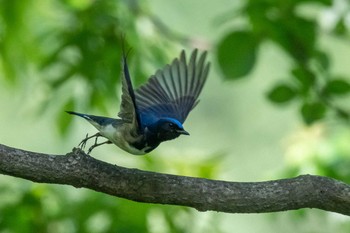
[0,143,349,216]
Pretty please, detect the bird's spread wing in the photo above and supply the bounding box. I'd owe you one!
[135,49,210,126]
[118,50,142,133]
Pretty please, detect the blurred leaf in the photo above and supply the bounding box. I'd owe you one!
[269,16,316,63]
[300,101,326,125]
[336,109,350,121]
[291,66,315,93]
[314,50,330,70]
[217,31,258,79]
[297,0,332,5]
[323,79,350,96]
[0,188,48,233]
[334,18,346,36]
[267,84,296,104]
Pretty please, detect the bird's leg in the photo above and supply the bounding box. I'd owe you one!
[87,140,112,154]
[78,133,101,150]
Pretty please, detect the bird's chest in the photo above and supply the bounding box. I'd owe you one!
[101,124,155,155]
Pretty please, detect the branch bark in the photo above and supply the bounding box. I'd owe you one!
[0,143,349,216]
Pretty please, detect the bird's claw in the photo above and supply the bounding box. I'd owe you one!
[77,133,101,154]
[87,145,95,154]
[78,133,89,150]
[87,140,112,154]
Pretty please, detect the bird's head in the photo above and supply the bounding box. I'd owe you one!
[151,117,189,141]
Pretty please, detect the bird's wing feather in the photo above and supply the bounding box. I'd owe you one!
[135,49,210,126]
[117,50,142,133]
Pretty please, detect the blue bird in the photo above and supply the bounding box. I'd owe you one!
[67,48,210,155]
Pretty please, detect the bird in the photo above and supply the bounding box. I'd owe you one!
[67,47,210,155]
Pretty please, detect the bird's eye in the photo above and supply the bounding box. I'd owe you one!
[169,123,175,128]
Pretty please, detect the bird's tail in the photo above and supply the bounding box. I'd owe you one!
[66,111,116,130]
[66,111,91,120]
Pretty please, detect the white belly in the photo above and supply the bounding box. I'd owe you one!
[99,124,148,155]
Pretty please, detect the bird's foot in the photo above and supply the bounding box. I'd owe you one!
[78,133,100,152]
[87,140,112,154]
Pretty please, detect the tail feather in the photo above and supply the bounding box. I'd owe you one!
[66,111,117,129]
[66,111,91,120]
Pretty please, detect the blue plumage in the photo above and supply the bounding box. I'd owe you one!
[67,48,210,155]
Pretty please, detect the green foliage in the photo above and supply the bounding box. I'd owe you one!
[217,31,258,79]
[0,0,178,134]
[283,125,350,184]
[1,0,350,231]
[291,67,315,95]
[270,16,316,64]
[215,0,350,125]
[0,185,150,233]
[0,190,47,233]
[1,0,349,128]
[267,84,296,103]
[300,101,327,125]
[323,79,350,96]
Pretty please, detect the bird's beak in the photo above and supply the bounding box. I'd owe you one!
[177,129,190,135]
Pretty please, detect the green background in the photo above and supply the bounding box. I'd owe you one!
[0,0,349,232]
